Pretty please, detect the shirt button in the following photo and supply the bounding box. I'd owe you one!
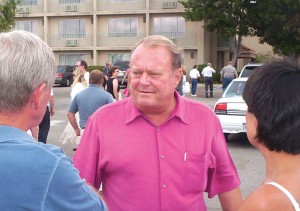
[160,155,165,159]
[157,128,160,132]
[162,184,167,188]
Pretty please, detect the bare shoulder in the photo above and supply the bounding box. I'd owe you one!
[238,185,295,211]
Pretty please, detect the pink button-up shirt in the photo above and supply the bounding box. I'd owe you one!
[73,92,240,211]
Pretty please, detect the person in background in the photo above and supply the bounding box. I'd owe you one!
[238,60,300,211]
[189,64,200,96]
[76,60,89,85]
[59,68,87,146]
[220,61,238,92]
[105,66,120,101]
[181,65,188,96]
[175,70,184,96]
[0,30,107,210]
[67,70,114,140]
[38,89,54,144]
[202,62,216,98]
[73,35,242,211]
[102,60,112,88]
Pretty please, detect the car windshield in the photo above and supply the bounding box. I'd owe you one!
[224,81,246,97]
[57,66,65,73]
[113,61,129,71]
[240,66,259,77]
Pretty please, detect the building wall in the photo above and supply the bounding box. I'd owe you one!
[15,0,271,70]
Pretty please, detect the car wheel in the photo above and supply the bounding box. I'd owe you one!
[224,133,229,142]
[66,79,71,87]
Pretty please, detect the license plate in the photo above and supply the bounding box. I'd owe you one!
[242,123,247,132]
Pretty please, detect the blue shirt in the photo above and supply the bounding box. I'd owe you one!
[0,126,107,211]
[69,84,114,128]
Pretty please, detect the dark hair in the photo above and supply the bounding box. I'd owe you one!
[89,69,103,85]
[243,60,300,154]
[193,65,197,69]
[108,66,118,77]
[79,60,88,70]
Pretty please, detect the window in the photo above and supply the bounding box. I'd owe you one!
[15,21,38,35]
[59,54,86,65]
[59,19,86,39]
[19,0,37,6]
[108,53,131,63]
[152,17,185,37]
[108,18,137,37]
[59,0,84,3]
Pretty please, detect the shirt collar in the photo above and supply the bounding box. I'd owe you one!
[88,84,101,88]
[0,125,35,143]
[124,91,190,125]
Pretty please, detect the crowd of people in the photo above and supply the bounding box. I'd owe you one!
[1,30,299,211]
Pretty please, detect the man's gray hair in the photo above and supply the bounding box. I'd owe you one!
[0,30,56,113]
[131,35,182,70]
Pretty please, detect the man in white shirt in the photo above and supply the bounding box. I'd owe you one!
[76,60,89,85]
[189,65,200,96]
[202,63,216,98]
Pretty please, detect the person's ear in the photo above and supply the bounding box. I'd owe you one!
[175,68,182,86]
[32,83,48,110]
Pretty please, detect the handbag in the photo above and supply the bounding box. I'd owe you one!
[183,82,190,94]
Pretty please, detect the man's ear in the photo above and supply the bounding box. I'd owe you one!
[175,68,182,86]
[32,83,48,109]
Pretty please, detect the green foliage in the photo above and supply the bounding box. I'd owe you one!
[254,53,274,64]
[249,0,300,59]
[179,0,256,65]
[0,0,18,32]
[87,65,104,72]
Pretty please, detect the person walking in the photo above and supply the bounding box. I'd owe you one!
[67,70,114,142]
[202,62,216,98]
[73,35,242,211]
[102,60,112,88]
[105,66,120,101]
[76,60,89,85]
[189,64,200,96]
[220,61,238,92]
[38,88,54,143]
[0,30,107,210]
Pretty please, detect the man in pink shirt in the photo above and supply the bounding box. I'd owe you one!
[73,35,242,211]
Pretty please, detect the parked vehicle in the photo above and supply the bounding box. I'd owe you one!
[113,61,129,89]
[239,63,262,78]
[55,65,75,86]
[214,78,248,140]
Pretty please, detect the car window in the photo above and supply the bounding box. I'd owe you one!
[113,61,129,71]
[57,66,64,73]
[240,65,260,77]
[224,81,246,97]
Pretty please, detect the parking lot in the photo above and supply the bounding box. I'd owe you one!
[48,83,264,211]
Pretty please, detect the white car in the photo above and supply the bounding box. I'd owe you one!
[214,78,248,140]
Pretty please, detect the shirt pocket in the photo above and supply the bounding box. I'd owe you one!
[184,153,208,194]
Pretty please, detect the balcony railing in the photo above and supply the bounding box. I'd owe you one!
[150,0,184,10]
[97,33,146,46]
[48,0,93,13]
[97,0,146,11]
[48,34,93,47]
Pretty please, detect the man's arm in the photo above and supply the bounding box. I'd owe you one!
[67,112,80,136]
[218,187,243,211]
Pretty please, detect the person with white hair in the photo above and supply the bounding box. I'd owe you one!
[0,30,107,210]
[202,62,216,98]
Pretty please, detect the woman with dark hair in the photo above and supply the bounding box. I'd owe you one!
[105,66,120,101]
[238,60,300,211]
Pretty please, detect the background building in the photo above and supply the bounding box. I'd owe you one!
[15,0,274,72]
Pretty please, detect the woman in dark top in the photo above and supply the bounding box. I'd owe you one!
[105,66,120,101]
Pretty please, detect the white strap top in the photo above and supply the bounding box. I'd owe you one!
[267,182,300,211]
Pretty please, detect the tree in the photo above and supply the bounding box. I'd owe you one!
[249,0,300,62]
[179,0,256,66]
[0,0,18,32]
